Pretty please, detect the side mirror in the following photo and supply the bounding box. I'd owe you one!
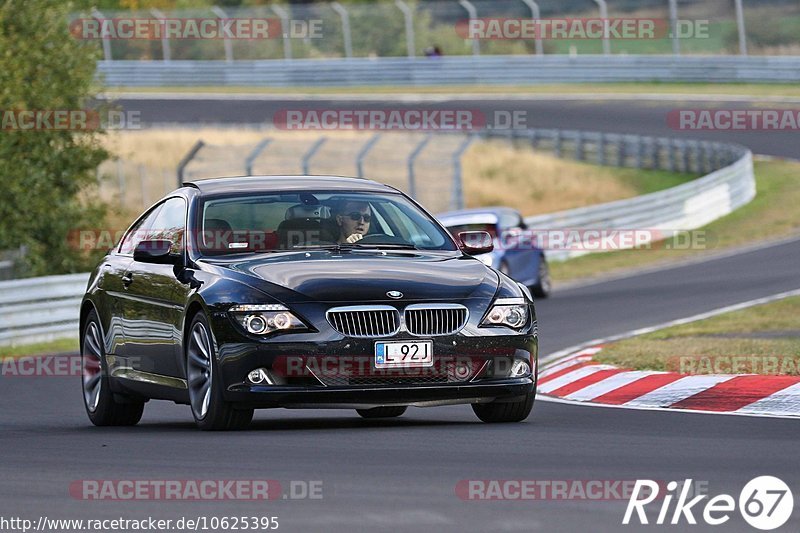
[133,239,180,265]
[458,231,494,255]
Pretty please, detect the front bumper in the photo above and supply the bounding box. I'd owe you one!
[214,330,537,409]
[228,378,534,409]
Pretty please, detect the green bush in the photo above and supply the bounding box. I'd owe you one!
[0,0,108,276]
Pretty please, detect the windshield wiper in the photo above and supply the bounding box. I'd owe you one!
[346,243,419,250]
[289,244,341,251]
[290,242,419,252]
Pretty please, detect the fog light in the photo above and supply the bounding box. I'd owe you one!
[248,368,270,385]
[454,362,472,380]
[509,360,531,377]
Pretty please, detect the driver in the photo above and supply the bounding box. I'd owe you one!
[336,200,371,244]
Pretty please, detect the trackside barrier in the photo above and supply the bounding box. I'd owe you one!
[488,129,755,261]
[96,56,800,87]
[0,273,90,347]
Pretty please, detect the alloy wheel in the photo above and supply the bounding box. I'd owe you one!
[187,321,214,420]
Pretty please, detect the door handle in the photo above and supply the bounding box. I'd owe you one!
[122,273,133,288]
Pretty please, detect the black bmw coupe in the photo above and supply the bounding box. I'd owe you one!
[80,176,538,430]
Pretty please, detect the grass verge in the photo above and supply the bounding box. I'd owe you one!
[594,296,800,375]
[551,159,800,282]
[2,338,79,359]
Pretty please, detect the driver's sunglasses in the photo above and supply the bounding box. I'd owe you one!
[347,212,371,223]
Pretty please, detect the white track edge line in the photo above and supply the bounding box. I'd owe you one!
[541,287,800,367]
[537,394,800,420]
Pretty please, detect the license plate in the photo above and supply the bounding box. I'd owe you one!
[375,341,433,368]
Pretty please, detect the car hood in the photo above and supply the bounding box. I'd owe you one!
[202,250,498,303]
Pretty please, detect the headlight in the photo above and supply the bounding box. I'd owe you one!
[480,298,529,329]
[229,304,307,335]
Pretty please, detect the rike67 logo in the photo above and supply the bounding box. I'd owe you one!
[624,477,794,530]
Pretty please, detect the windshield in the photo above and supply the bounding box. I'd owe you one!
[195,190,458,256]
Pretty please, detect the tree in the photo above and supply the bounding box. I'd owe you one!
[0,0,108,275]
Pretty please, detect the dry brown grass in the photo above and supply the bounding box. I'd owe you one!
[462,140,640,215]
[101,127,668,218]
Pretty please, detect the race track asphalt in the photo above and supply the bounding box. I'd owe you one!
[1,96,798,532]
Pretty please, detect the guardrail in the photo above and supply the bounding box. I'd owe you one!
[0,273,90,347]
[0,128,754,346]
[518,130,754,260]
[97,56,800,87]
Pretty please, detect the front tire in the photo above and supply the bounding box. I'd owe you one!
[356,406,407,419]
[531,257,551,299]
[472,390,535,423]
[81,310,144,426]
[187,313,253,431]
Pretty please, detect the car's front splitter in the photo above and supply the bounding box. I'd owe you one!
[226,378,534,410]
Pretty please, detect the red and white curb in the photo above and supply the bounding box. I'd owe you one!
[538,346,800,418]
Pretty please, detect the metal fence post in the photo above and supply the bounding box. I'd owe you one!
[271,5,293,60]
[682,141,691,173]
[554,130,562,158]
[302,137,327,174]
[150,9,171,61]
[407,133,433,199]
[331,2,353,58]
[177,140,205,187]
[592,0,610,55]
[245,138,272,175]
[575,131,585,161]
[635,136,644,169]
[616,136,625,167]
[356,133,382,178]
[651,138,660,169]
[597,133,606,165]
[520,0,543,56]
[394,0,416,58]
[667,139,676,172]
[696,143,704,174]
[117,159,125,197]
[91,9,112,61]
[139,164,147,209]
[734,0,748,56]
[451,135,475,210]
[458,0,480,56]
[211,6,234,62]
[668,0,680,56]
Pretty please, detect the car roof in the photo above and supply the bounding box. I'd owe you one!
[184,175,394,195]
[437,206,520,227]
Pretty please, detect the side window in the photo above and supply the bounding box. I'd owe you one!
[118,204,163,255]
[147,197,187,254]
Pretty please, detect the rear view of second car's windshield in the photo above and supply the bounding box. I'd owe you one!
[196,191,458,255]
